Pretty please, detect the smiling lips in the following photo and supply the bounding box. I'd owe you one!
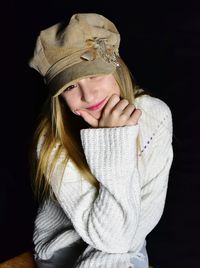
[86,98,107,111]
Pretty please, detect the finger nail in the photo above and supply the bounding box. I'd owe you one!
[74,110,81,116]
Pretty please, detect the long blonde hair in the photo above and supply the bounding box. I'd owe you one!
[30,58,152,200]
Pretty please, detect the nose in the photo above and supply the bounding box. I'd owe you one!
[78,79,98,103]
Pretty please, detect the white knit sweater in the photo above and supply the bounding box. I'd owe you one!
[34,94,173,268]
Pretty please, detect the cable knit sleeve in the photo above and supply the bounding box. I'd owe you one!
[33,198,83,260]
[51,125,141,254]
[81,125,141,251]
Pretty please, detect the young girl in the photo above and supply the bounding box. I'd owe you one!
[29,13,173,268]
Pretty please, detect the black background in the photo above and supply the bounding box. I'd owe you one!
[0,1,199,267]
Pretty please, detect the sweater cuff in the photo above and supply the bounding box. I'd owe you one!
[80,125,139,183]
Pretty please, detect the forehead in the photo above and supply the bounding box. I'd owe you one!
[78,74,109,81]
[67,74,113,86]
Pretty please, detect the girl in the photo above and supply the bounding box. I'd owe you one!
[29,13,173,268]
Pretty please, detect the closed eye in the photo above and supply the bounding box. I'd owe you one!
[63,84,78,92]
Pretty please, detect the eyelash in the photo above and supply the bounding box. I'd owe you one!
[63,76,99,92]
[64,84,77,92]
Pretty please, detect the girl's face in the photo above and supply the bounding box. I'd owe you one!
[60,74,121,120]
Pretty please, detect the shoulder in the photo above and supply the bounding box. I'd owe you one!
[134,94,172,119]
[134,94,172,128]
[134,94,173,142]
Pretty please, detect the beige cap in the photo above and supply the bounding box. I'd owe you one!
[28,13,120,96]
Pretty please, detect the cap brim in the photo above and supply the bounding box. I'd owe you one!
[49,57,116,97]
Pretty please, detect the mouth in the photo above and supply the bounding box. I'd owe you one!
[86,98,107,111]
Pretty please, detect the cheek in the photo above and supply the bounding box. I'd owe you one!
[62,95,78,112]
[111,81,121,95]
[114,86,121,95]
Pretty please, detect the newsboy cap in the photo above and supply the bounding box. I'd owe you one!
[28,13,121,96]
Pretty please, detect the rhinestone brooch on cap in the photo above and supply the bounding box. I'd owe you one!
[80,38,120,67]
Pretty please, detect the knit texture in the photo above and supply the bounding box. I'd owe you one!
[33,94,173,268]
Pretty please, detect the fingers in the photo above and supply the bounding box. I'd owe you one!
[99,94,142,127]
[113,98,130,112]
[118,101,135,116]
[103,94,121,114]
[126,109,142,126]
[103,95,134,116]
[104,94,138,119]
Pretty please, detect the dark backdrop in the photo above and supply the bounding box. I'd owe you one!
[0,1,199,267]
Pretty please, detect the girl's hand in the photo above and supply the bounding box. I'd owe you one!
[76,94,142,128]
